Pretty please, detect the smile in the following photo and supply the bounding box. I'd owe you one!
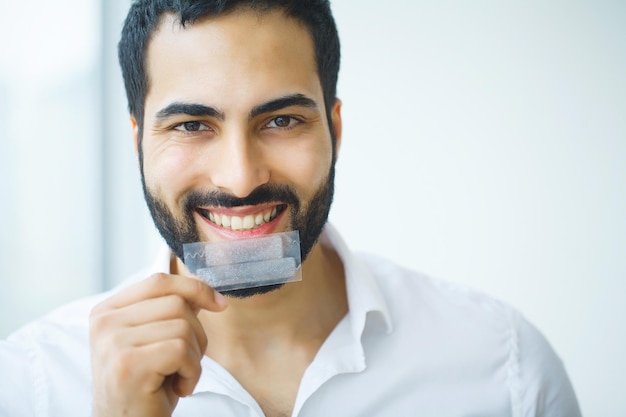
[198,205,286,231]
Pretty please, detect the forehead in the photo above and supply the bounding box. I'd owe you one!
[144,9,321,113]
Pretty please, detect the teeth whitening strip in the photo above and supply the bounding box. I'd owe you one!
[183,231,301,292]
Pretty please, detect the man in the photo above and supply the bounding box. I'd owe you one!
[1,1,581,416]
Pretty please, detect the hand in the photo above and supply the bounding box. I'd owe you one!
[89,273,228,417]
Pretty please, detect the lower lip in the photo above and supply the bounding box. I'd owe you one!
[197,209,287,240]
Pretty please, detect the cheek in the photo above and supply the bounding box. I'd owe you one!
[266,137,333,194]
[143,144,200,201]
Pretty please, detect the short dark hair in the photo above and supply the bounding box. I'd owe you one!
[118,0,341,142]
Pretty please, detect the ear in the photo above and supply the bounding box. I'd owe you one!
[130,115,139,157]
[330,98,342,159]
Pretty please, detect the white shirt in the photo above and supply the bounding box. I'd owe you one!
[0,224,581,416]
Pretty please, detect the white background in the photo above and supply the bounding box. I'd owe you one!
[1,1,624,416]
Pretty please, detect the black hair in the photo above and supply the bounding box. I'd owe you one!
[118,0,340,143]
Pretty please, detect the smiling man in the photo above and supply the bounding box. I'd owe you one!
[0,1,581,417]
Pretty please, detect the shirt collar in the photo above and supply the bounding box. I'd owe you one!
[320,223,393,338]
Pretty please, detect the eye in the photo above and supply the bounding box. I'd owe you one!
[174,121,210,132]
[265,116,300,129]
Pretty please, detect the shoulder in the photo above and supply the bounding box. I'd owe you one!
[1,291,109,416]
[1,266,154,416]
[0,294,98,416]
[356,252,581,417]
[510,311,582,416]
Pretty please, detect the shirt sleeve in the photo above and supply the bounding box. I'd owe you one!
[0,339,38,417]
[512,311,582,417]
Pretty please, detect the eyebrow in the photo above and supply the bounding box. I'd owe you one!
[154,93,319,123]
[249,94,319,119]
[155,102,224,121]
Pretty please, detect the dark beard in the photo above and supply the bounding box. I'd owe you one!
[141,164,335,298]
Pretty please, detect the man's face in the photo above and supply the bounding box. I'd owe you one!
[135,10,341,297]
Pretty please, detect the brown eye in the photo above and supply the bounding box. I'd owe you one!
[182,121,202,131]
[266,116,299,129]
[274,116,290,127]
[173,121,210,133]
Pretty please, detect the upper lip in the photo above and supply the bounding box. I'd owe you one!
[198,204,279,217]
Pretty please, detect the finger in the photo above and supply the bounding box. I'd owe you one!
[115,318,207,359]
[169,346,205,398]
[148,339,203,397]
[112,338,203,399]
[113,293,202,326]
[118,296,209,353]
[91,294,209,355]
[96,273,228,313]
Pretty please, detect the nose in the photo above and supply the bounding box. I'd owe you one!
[209,129,270,198]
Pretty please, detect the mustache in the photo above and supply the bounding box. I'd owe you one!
[183,183,301,211]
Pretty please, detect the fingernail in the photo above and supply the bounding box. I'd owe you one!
[214,291,228,307]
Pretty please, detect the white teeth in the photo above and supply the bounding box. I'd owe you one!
[243,215,255,230]
[206,207,280,230]
[221,215,230,228]
[230,216,242,230]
